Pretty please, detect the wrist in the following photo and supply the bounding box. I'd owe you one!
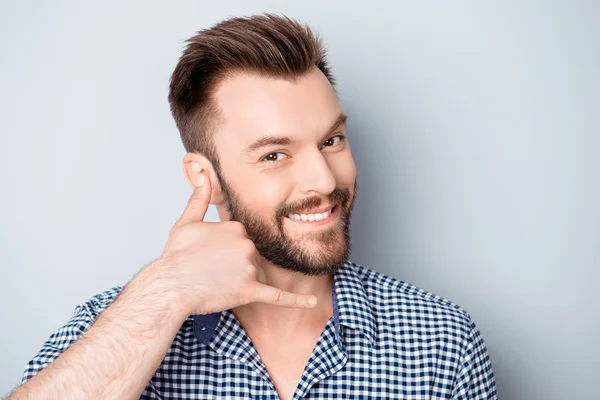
[125,259,191,322]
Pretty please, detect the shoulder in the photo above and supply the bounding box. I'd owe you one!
[48,286,125,339]
[344,262,498,395]
[20,286,125,385]
[74,286,124,319]
[346,261,475,336]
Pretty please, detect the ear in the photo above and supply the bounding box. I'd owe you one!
[182,152,225,205]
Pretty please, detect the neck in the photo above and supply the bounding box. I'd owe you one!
[231,258,334,339]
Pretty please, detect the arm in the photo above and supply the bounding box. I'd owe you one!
[10,171,317,399]
[9,261,187,400]
[452,318,498,400]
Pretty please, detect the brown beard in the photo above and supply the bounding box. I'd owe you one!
[216,169,357,276]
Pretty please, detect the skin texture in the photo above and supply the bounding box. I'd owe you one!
[7,67,356,400]
[214,68,356,278]
[184,66,357,338]
[184,67,358,400]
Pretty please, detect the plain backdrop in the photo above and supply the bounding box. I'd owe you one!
[1,1,598,398]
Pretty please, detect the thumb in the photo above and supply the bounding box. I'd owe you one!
[251,282,318,309]
[175,171,213,227]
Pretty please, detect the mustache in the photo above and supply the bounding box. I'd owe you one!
[276,188,351,218]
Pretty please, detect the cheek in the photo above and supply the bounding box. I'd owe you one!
[329,152,356,187]
[247,175,293,217]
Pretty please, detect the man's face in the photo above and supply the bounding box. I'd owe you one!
[211,67,357,276]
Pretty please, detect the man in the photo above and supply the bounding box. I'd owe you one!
[10,14,497,399]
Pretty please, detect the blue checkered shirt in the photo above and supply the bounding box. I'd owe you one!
[22,261,497,399]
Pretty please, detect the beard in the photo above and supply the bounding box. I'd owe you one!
[216,170,356,277]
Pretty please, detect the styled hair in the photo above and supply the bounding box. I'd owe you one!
[168,13,335,167]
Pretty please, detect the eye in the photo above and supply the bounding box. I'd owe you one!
[261,152,288,163]
[321,134,346,149]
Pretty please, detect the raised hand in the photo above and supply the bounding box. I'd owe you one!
[151,171,318,316]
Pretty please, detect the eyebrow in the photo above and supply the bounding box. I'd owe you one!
[244,112,348,154]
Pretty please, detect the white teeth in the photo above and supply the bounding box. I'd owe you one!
[287,207,334,222]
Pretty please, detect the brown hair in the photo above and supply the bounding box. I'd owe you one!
[168,13,336,168]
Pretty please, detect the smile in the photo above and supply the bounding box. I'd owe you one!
[286,205,338,224]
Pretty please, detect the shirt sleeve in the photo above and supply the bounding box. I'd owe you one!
[20,287,123,385]
[452,318,498,399]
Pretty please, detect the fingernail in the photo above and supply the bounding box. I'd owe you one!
[195,174,205,188]
[308,297,317,305]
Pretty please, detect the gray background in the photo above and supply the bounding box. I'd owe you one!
[1,1,598,398]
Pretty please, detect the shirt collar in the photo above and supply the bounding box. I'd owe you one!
[193,261,376,347]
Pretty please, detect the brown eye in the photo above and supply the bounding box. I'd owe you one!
[322,135,346,148]
[261,152,288,163]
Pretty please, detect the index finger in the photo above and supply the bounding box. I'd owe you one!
[174,171,212,228]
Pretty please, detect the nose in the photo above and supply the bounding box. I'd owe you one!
[298,149,337,196]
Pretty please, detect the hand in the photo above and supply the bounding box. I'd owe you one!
[149,171,318,316]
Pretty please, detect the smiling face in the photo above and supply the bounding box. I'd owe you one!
[211,67,357,276]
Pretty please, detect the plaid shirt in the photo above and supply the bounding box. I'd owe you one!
[22,261,497,399]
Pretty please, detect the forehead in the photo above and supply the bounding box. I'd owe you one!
[212,68,341,150]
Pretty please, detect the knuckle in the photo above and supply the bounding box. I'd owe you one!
[272,289,283,304]
[228,221,247,235]
[235,239,256,256]
[242,239,256,253]
[244,263,257,275]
